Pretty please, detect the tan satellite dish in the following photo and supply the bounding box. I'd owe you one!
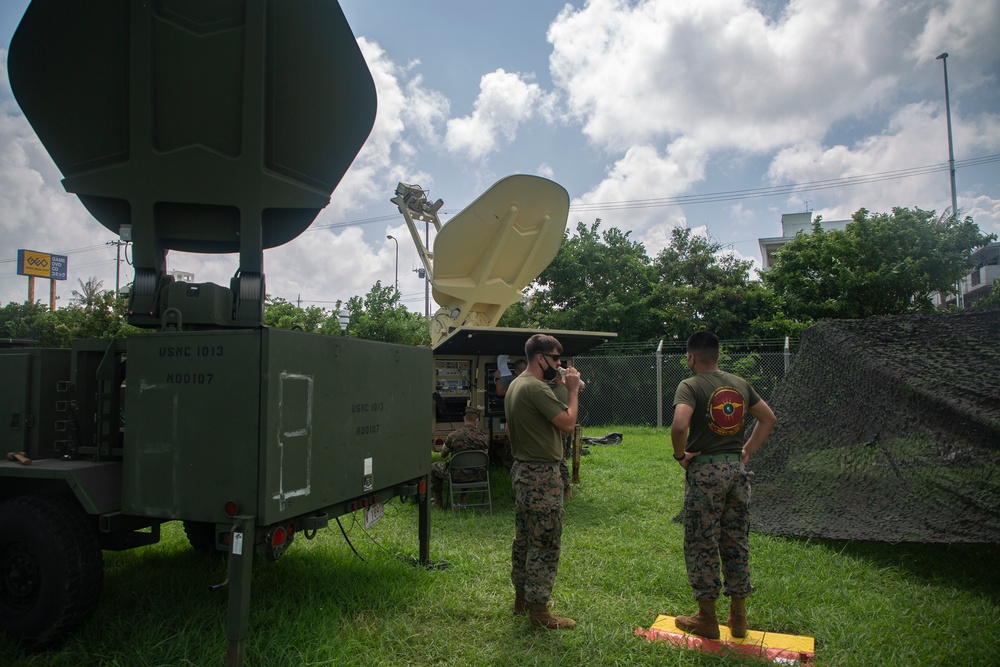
[393,175,569,345]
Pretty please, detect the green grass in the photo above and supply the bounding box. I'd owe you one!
[2,426,998,666]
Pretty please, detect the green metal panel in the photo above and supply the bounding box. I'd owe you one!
[122,330,262,522]
[258,329,431,524]
[0,353,30,454]
[122,328,432,526]
[7,0,377,252]
[0,460,122,515]
[0,348,72,460]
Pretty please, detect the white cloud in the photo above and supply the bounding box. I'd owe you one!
[569,138,707,250]
[547,0,932,152]
[767,102,1000,230]
[545,0,997,249]
[911,0,1000,71]
[326,38,448,219]
[964,194,1000,237]
[580,140,706,202]
[445,69,551,160]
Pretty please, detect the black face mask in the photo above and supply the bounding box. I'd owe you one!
[541,356,559,382]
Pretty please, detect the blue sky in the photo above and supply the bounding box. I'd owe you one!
[2,0,999,312]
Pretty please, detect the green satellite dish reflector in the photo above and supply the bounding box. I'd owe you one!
[8,0,377,326]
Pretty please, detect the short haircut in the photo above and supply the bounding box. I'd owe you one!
[686,331,720,363]
[525,333,562,359]
[512,359,527,372]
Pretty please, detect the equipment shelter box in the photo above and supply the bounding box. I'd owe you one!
[124,328,431,526]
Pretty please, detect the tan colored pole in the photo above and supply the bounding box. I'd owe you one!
[572,425,582,484]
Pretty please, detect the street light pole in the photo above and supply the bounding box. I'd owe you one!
[937,52,963,308]
[936,52,958,220]
[424,221,430,317]
[386,235,399,291]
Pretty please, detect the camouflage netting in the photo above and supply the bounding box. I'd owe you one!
[748,306,1000,543]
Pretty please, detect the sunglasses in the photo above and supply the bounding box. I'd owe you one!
[541,353,561,363]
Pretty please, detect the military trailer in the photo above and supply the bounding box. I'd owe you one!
[1,2,430,665]
[390,178,616,456]
[430,327,612,459]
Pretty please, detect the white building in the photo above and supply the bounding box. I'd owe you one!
[757,212,849,270]
[168,270,195,283]
[933,242,999,308]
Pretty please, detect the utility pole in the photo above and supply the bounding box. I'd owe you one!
[936,52,959,219]
[937,52,962,307]
[106,239,127,296]
[386,235,399,291]
[424,221,430,317]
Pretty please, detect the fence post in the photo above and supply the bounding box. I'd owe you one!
[656,339,664,428]
[784,336,790,373]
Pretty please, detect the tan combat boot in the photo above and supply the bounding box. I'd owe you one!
[728,597,747,638]
[528,602,576,629]
[513,587,527,616]
[675,598,720,639]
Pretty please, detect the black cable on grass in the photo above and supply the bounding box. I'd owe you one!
[336,516,364,562]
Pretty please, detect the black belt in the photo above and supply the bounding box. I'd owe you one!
[689,453,741,463]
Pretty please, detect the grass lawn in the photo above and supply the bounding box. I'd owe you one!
[2,426,997,666]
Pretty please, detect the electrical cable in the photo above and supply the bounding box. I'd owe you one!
[335,516,365,562]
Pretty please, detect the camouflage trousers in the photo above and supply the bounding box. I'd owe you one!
[683,461,754,601]
[510,460,564,604]
[429,461,448,494]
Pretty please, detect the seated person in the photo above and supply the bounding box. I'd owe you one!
[430,406,489,507]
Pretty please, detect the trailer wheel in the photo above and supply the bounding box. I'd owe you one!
[0,495,104,646]
[183,521,219,554]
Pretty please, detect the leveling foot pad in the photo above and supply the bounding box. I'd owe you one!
[636,615,815,665]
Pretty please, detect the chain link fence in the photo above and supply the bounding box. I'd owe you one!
[573,339,795,429]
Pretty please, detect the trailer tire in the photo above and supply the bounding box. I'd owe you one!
[183,521,219,554]
[0,495,104,646]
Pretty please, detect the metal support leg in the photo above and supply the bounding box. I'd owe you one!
[225,516,255,667]
[419,474,430,566]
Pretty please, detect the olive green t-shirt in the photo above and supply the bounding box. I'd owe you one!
[504,374,566,462]
[673,370,761,455]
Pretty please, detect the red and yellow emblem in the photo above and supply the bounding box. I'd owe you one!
[708,387,745,436]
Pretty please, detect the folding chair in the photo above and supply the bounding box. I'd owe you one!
[447,450,492,513]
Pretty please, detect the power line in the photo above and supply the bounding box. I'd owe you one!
[4,153,997,267]
[305,153,999,229]
[569,155,1000,213]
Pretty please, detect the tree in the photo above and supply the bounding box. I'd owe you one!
[527,220,660,340]
[345,281,430,346]
[762,207,996,322]
[51,291,139,343]
[972,284,1000,309]
[0,301,59,345]
[0,295,140,347]
[70,277,105,309]
[497,299,535,328]
[651,227,776,340]
[263,297,328,332]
